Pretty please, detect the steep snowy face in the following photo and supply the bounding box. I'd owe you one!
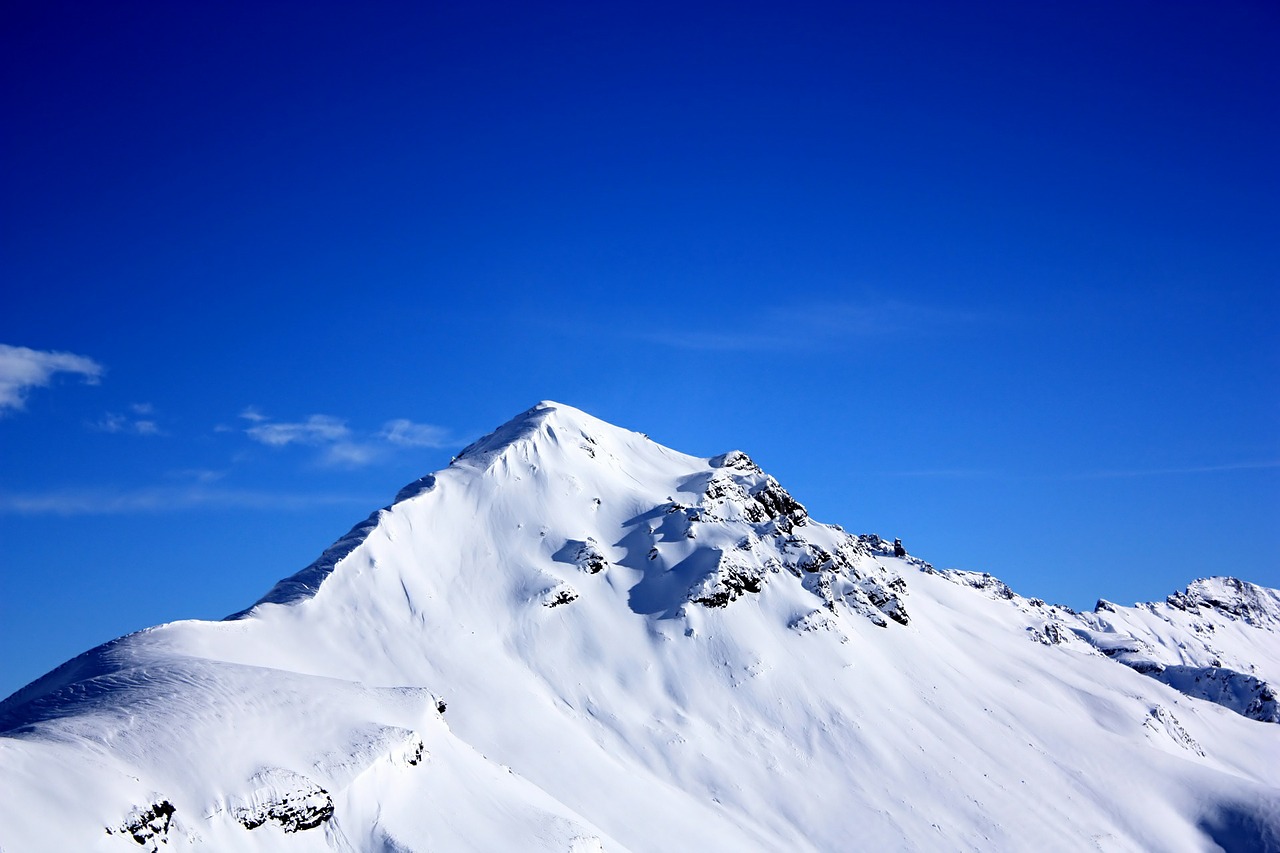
[2,401,1279,853]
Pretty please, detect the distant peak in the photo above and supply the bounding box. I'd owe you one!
[1166,577,1280,628]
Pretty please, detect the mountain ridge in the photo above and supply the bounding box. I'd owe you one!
[2,401,1277,852]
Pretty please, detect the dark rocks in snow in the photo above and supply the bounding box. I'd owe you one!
[543,586,580,608]
[405,736,426,765]
[1149,666,1279,724]
[866,587,910,626]
[690,557,764,609]
[234,784,334,833]
[893,538,907,557]
[794,543,835,574]
[1029,622,1072,646]
[698,469,807,529]
[744,479,808,527]
[702,475,748,506]
[710,450,762,474]
[944,570,1016,601]
[573,540,608,574]
[108,800,175,850]
[1166,578,1280,629]
[554,538,609,574]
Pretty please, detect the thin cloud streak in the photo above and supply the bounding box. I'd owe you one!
[0,486,375,516]
[1069,461,1280,480]
[629,300,984,352]
[878,469,999,479]
[878,461,1280,480]
[0,343,103,413]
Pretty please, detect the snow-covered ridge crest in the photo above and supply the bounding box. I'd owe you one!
[935,567,1280,723]
[225,400,909,627]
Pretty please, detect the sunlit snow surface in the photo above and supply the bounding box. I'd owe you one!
[2,402,1278,851]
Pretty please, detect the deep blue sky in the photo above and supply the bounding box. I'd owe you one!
[2,1,1277,695]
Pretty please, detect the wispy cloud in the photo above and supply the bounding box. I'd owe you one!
[877,461,1280,480]
[379,419,453,448]
[1068,461,1280,479]
[0,343,103,414]
[322,441,379,467]
[879,468,998,479]
[238,410,458,467]
[245,414,350,447]
[630,299,981,352]
[92,403,163,436]
[168,468,226,484]
[0,485,374,515]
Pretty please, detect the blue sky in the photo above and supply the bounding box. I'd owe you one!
[2,1,1276,695]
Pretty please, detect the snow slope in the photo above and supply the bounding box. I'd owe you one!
[2,402,1278,852]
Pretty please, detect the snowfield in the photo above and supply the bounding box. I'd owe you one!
[2,402,1277,851]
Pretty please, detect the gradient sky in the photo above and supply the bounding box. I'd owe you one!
[2,1,1277,695]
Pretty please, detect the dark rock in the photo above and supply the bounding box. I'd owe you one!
[543,587,579,608]
[691,561,765,608]
[710,450,762,473]
[109,800,175,849]
[235,786,334,833]
[746,479,808,526]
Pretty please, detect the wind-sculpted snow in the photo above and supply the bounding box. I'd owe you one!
[1,401,1278,852]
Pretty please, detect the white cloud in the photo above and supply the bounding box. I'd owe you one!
[0,343,103,414]
[629,300,982,352]
[1071,460,1280,479]
[246,414,349,447]
[92,404,163,436]
[168,469,226,484]
[323,441,380,467]
[94,413,128,433]
[238,410,459,467]
[379,419,453,448]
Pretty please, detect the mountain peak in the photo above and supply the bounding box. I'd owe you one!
[1167,576,1280,628]
[2,403,1279,852]
[451,400,630,466]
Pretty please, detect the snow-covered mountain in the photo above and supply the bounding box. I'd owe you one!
[2,402,1277,852]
